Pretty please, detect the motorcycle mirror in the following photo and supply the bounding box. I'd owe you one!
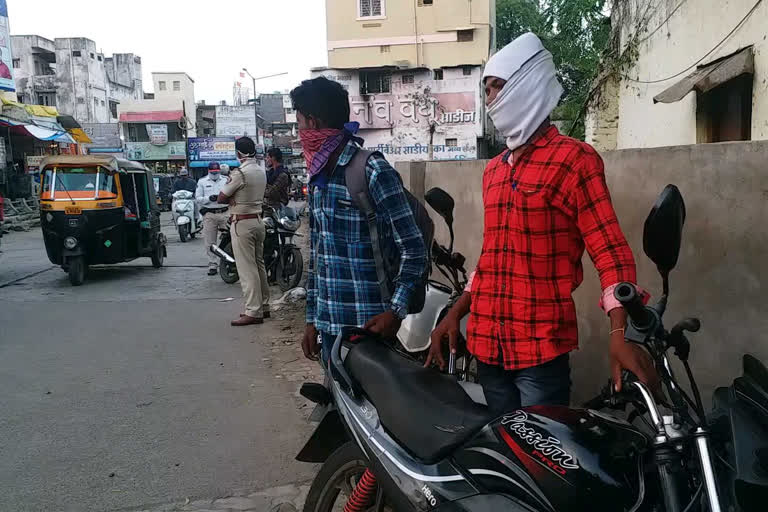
[643,184,686,280]
[425,187,455,228]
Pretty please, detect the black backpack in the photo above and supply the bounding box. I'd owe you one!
[345,149,433,314]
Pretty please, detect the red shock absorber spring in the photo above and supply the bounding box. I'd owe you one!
[343,468,378,512]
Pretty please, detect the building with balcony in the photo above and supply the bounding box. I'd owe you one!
[312,0,495,162]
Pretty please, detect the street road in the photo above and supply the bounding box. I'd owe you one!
[0,213,318,511]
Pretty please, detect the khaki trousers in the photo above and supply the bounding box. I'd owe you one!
[203,211,229,268]
[230,216,270,318]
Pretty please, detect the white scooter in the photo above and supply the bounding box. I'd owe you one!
[396,187,474,381]
[171,190,202,243]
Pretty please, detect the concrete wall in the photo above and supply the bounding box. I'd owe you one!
[152,72,196,136]
[600,0,768,149]
[325,0,493,69]
[398,140,768,405]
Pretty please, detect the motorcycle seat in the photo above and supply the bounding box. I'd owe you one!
[345,338,493,464]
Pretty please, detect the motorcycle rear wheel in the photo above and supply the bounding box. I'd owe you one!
[219,247,239,284]
[302,442,393,512]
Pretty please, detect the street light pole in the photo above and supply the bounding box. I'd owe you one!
[242,69,288,147]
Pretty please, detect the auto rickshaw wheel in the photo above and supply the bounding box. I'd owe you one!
[151,243,165,268]
[68,256,86,286]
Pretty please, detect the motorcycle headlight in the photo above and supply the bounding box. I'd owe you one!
[279,217,300,231]
[64,236,78,250]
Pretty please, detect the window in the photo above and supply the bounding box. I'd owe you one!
[285,107,294,114]
[12,58,19,69]
[697,74,753,143]
[462,66,473,76]
[446,138,458,147]
[72,50,81,57]
[97,55,103,62]
[433,69,443,81]
[37,93,56,107]
[100,99,106,106]
[109,100,118,119]
[359,0,384,18]
[158,81,167,91]
[419,0,433,5]
[380,45,391,53]
[360,70,391,94]
[457,29,474,42]
[402,74,415,85]
[90,52,95,59]
[94,98,99,112]
[173,80,181,91]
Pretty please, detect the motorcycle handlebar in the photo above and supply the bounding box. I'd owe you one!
[615,282,654,331]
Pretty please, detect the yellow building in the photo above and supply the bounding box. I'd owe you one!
[325,0,494,70]
[313,0,495,163]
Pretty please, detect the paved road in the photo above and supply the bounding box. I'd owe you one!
[0,213,319,511]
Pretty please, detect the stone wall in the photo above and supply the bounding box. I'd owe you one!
[397,140,768,404]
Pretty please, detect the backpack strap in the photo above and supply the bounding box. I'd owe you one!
[346,149,392,305]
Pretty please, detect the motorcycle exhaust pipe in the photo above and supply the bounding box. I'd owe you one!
[210,244,235,264]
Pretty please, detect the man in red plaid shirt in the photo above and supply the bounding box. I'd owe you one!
[427,33,658,415]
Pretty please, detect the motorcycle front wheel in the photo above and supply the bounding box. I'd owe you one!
[277,246,303,291]
[178,224,189,243]
[302,442,393,512]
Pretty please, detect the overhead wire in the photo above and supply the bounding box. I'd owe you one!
[624,0,764,83]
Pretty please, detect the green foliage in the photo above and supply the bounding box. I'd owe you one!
[495,0,611,139]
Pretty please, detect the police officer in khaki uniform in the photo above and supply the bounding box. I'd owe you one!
[217,137,269,326]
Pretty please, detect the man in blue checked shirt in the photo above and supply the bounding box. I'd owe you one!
[290,77,428,362]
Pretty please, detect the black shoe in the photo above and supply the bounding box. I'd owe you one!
[208,268,217,276]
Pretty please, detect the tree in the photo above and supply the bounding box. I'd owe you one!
[496,0,611,139]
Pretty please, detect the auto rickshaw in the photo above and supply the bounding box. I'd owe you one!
[39,155,167,285]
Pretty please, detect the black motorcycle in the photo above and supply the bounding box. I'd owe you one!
[296,185,767,512]
[211,205,303,291]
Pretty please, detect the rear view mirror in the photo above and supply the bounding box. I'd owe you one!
[643,184,686,278]
[425,187,454,227]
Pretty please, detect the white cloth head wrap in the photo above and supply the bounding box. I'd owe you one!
[483,33,563,151]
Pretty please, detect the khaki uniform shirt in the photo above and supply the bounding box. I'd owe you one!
[221,159,266,215]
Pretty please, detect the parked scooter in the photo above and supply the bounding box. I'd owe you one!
[396,187,473,380]
[297,185,767,512]
[171,190,201,243]
[210,205,303,291]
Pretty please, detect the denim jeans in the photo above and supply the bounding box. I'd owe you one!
[477,353,572,417]
[320,331,335,367]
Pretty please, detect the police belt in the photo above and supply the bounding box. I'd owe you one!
[202,207,229,215]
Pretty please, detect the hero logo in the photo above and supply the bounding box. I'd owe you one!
[501,412,579,475]
[420,484,437,507]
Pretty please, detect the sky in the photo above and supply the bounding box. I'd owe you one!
[7,0,329,104]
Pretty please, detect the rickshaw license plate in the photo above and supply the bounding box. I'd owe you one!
[65,206,82,215]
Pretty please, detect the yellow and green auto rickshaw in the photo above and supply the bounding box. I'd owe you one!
[39,155,167,285]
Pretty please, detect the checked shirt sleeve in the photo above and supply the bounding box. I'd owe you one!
[570,147,637,296]
[305,192,318,325]
[367,156,428,314]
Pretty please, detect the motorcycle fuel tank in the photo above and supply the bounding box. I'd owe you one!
[454,406,647,512]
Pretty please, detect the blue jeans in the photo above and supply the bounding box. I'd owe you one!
[320,331,335,367]
[478,353,571,417]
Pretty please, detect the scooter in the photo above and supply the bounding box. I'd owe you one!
[171,190,202,243]
[210,205,303,291]
[297,185,768,512]
[396,187,473,380]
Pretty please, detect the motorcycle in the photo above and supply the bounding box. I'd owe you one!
[396,187,474,381]
[296,184,767,512]
[171,190,201,243]
[211,205,304,291]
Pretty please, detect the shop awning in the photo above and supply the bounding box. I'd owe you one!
[189,160,240,168]
[57,115,93,143]
[0,99,91,143]
[119,110,184,123]
[0,115,75,143]
[653,46,754,104]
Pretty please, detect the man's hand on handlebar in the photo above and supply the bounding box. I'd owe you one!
[426,313,460,370]
[610,331,660,393]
